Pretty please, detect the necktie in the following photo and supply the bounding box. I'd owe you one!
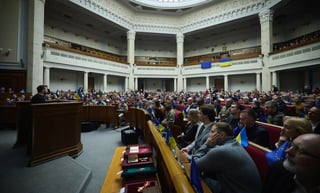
[198,125,205,137]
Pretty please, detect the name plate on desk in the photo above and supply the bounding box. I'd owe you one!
[124,144,152,158]
[122,156,154,169]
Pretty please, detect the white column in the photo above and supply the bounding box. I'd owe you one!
[176,33,184,92]
[212,78,215,89]
[272,71,277,87]
[27,0,46,94]
[135,77,138,91]
[259,9,273,92]
[127,30,135,90]
[224,75,229,92]
[304,70,310,88]
[174,78,177,92]
[125,77,129,91]
[206,76,209,90]
[183,78,187,92]
[103,74,107,92]
[256,73,261,91]
[43,67,50,88]
[83,71,88,94]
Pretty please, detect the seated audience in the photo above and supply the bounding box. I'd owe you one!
[218,98,232,122]
[239,109,270,147]
[252,99,265,121]
[177,109,200,149]
[153,99,165,123]
[161,103,176,128]
[293,96,304,116]
[265,100,285,126]
[275,116,312,149]
[213,99,222,119]
[181,105,216,160]
[183,97,198,117]
[263,133,320,193]
[308,105,320,134]
[226,102,243,130]
[195,121,262,193]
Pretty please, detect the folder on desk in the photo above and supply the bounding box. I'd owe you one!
[124,180,160,193]
[121,166,157,179]
[124,144,152,158]
[122,156,154,169]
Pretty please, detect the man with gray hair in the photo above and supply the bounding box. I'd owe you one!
[265,100,285,126]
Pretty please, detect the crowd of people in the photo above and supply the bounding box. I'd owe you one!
[1,84,320,192]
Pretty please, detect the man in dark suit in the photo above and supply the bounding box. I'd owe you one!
[30,85,48,103]
[263,133,320,193]
[308,105,320,134]
[239,109,270,148]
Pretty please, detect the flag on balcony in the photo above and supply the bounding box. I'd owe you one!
[200,60,212,69]
[219,57,232,67]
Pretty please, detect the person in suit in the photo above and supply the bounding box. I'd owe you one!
[177,108,200,149]
[226,102,243,131]
[195,121,262,193]
[30,85,48,103]
[181,105,215,160]
[308,105,320,134]
[239,109,270,148]
[265,100,285,126]
[182,97,198,117]
[263,133,320,193]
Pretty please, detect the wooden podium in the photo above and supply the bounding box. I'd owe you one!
[29,101,83,166]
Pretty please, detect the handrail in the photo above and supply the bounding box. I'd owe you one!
[148,121,196,193]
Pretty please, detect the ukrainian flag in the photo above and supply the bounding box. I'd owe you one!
[219,57,232,67]
[190,156,204,193]
[166,128,177,149]
[236,127,248,147]
[74,88,83,100]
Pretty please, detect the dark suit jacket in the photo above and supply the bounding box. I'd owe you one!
[246,124,270,148]
[263,161,295,193]
[314,123,320,134]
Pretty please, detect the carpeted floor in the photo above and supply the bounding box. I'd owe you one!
[0,124,127,193]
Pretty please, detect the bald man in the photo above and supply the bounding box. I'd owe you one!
[263,133,320,193]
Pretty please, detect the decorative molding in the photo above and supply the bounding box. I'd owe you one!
[176,33,184,43]
[259,9,273,24]
[127,30,136,40]
[70,0,281,34]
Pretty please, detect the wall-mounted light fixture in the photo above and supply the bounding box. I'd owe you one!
[5,49,12,56]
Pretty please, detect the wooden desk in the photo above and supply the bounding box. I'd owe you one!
[81,105,119,128]
[29,101,83,166]
[174,146,213,193]
[100,146,126,193]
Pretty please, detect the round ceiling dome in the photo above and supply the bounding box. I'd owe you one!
[130,0,213,9]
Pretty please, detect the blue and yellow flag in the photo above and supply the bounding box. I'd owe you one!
[74,88,83,100]
[266,140,289,165]
[219,57,232,67]
[191,156,204,193]
[166,128,177,149]
[236,127,248,147]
